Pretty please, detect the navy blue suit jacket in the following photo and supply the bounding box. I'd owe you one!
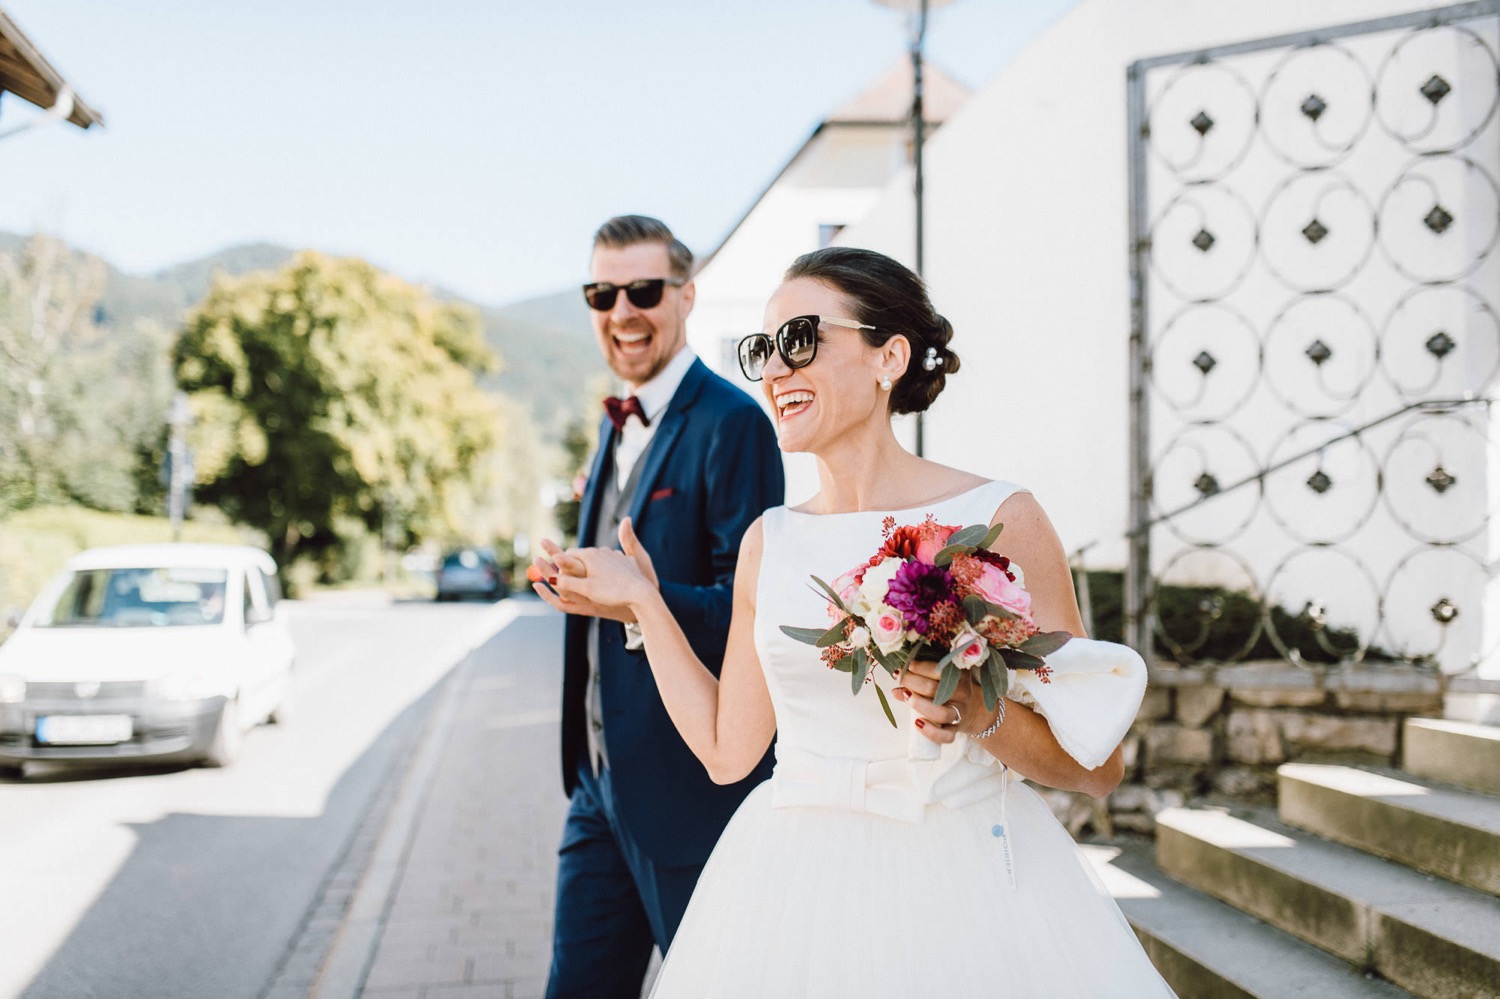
[561,357,784,867]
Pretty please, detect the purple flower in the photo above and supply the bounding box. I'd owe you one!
[885,561,955,634]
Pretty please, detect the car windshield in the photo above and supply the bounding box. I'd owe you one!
[35,567,231,628]
[443,552,485,569]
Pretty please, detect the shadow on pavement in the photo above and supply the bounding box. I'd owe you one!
[19,668,446,999]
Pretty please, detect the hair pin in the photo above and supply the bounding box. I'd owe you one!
[922,346,939,372]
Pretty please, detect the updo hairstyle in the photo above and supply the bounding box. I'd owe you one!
[783,246,960,415]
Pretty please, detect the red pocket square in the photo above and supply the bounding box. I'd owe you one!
[649,487,675,501]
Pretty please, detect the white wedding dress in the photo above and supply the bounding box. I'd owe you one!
[650,481,1176,998]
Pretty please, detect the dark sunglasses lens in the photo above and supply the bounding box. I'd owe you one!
[623,279,666,309]
[583,284,617,311]
[738,336,772,380]
[780,318,818,367]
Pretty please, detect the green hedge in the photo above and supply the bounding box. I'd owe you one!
[1083,569,1390,665]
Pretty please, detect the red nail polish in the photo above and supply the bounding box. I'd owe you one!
[915,719,925,729]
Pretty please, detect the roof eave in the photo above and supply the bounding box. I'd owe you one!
[0,10,103,129]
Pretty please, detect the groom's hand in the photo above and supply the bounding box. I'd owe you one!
[532,537,652,623]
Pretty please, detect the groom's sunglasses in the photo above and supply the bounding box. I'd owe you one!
[736,315,877,382]
[582,277,686,312]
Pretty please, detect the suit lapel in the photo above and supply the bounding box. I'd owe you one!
[624,409,684,525]
[624,359,710,526]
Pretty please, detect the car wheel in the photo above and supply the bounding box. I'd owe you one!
[201,699,242,768]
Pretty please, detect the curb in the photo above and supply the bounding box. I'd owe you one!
[262,598,526,999]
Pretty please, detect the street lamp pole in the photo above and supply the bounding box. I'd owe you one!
[874,0,951,457]
[911,0,928,457]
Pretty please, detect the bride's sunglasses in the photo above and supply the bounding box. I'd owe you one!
[582,277,686,312]
[736,315,878,382]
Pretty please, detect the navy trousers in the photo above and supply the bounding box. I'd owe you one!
[545,760,705,999]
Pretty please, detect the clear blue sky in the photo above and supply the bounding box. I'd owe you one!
[2,0,1074,306]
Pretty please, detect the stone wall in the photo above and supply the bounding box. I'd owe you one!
[1035,661,1444,838]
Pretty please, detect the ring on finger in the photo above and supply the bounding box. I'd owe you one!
[948,704,962,728]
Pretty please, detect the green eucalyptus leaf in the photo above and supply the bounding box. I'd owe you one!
[867,642,901,676]
[780,625,829,646]
[810,575,850,614]
[831,655,855,673]
[962,594,988,625]
[978,655,998,711]
[1020,630,1072,657]
[934,662,962,705]
[979,521,1005,550]
[817,618,852,648]
[987,652,1008,700]
[873,681,897,728]
[947,524,987,549]
[1001,648,1046,671]
[850,646,870,694]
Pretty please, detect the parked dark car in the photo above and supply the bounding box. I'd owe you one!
[435,549,507,602]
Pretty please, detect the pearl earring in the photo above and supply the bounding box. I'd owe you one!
[880,376,892,391]
[922,347,939,372]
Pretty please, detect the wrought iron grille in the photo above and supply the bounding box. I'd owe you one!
[1127,2,1500,675]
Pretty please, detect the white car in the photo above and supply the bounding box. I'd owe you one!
[0,544,294,776]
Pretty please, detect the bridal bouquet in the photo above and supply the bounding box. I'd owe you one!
[781,516,1069,730]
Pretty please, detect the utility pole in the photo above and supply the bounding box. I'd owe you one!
[167,391,192,541]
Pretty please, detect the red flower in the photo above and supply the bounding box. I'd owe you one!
[878,515,960,563]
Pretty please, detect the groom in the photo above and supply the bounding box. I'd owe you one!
[538,215,783,998]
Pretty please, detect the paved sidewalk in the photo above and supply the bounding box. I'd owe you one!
[309,599,571,999]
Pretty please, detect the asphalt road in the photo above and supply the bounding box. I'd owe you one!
[0,594,513,999]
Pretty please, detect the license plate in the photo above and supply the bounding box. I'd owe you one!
[36,714,134,745]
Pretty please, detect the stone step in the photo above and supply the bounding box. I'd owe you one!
[1403,718,1500,795]
[1082,842,1415,998]
[1278,763,1500,896]
[1157,806,1500,999]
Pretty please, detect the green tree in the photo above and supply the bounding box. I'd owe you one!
[0,234,173,515]
[174,251,499,573]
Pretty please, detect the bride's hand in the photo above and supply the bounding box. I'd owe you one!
[895,659,985,744]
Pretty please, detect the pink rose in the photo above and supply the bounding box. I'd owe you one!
[953,631,988,669]
[830,568,864,621]
[914,534,949,565]
[973,563,1032,620]
[870,605,907,654]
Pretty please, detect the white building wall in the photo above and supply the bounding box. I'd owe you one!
[843,0,1471,565]
[689,125,917,505]
[836,0,1499,703]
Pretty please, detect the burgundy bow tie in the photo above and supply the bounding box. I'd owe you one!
[603,395,650,431]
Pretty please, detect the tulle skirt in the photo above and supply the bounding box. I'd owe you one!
[650,778,1175,998]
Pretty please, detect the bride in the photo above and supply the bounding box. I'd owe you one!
[536,246,1175,997]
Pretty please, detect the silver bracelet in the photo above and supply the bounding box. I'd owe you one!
[977,698,1007,740]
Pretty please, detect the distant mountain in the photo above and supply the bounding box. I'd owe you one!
[2,232,603,443]
[476,289,605,439]
[149,243,298,310]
